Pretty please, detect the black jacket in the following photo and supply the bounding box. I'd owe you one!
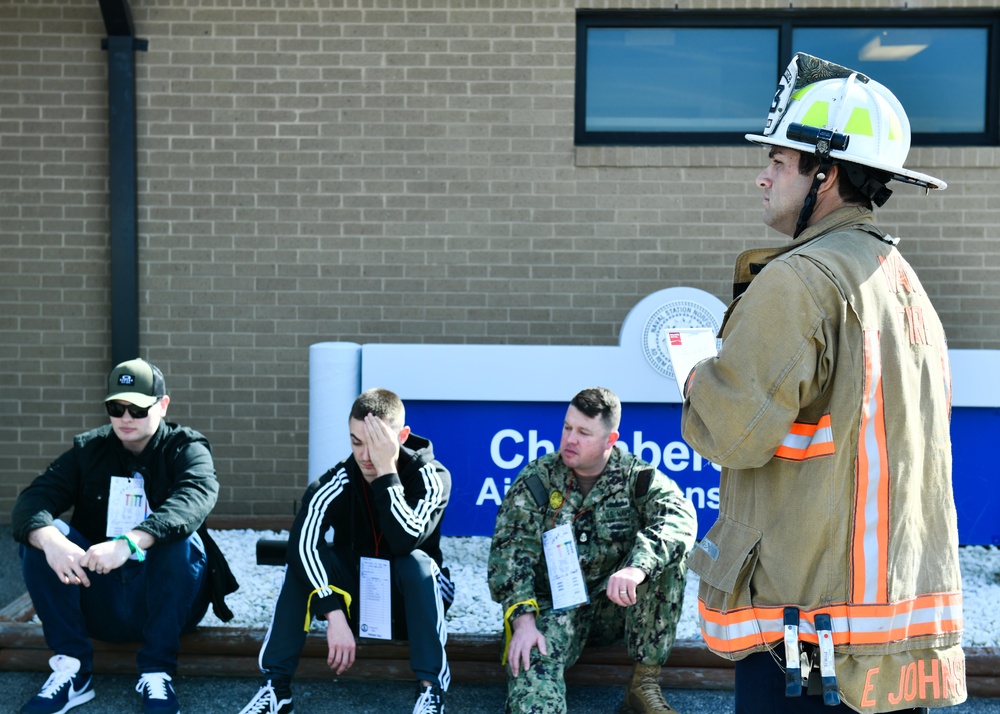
[12,420,238,621]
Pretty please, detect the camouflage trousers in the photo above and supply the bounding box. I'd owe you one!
[504,561,686,714]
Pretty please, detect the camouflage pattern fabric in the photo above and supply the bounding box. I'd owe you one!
[488,449,698,714]
[502,561,687,714]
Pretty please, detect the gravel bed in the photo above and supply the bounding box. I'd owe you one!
[201,530,1000,648]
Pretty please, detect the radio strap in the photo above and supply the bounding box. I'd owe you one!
[783,607,803,696]
[814,613,841,706]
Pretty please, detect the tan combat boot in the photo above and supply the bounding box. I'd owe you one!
[619,663,680,714]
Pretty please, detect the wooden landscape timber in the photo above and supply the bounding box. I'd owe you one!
[1,592,998,696]
[3,519,996,698]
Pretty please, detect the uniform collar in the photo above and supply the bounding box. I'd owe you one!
[733,207,874,297]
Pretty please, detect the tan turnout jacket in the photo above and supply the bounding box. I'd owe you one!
[682,207,965,712]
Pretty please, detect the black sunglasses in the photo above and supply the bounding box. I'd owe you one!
[105,400,158,419]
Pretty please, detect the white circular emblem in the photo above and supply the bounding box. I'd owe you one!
[642,300,721,379]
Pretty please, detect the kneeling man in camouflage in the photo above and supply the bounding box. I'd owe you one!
[489,387,698,714]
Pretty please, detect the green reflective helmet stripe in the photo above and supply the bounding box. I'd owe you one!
[844,108,874,137]
[887,111,903,141]
[799,99,829,128]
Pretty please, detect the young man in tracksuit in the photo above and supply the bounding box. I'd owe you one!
[239,387,453,714]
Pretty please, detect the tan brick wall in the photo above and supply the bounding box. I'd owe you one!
[2,0,998,522]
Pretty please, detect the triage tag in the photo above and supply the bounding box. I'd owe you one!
[358,556,392,640]
[106,473,150,540]
[542,523,589,611]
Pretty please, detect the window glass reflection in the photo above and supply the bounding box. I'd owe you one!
[585,28,779,133]
[792,27,988,133]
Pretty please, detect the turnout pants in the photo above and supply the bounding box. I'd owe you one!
[258,544,452,689]
[505,560,686,714]
[20,520,209,674]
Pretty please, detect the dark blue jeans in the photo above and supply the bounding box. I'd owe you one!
[21,521,209,675]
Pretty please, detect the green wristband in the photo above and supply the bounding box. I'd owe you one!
[114,534,146,562]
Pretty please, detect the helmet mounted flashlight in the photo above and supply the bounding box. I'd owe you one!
[786,123,850,159]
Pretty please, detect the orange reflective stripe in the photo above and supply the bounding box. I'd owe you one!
[699,591,963,655]
[774,414,835,460]
[853,329,890,604]
[698,601,768,652]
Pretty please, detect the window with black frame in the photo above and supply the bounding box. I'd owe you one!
[575,11,998,147]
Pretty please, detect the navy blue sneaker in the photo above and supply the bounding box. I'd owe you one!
[20,654,95,714]
[135,673,179,714]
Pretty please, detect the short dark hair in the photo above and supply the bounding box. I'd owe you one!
[796,151,886,209]
[350,388,405,429]
[570,387,621,433]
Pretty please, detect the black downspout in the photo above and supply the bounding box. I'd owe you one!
[99,0,147,365]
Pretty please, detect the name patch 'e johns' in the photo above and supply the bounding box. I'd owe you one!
[860,654,966,709]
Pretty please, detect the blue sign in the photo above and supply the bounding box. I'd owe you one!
[408,401,999,546]
[951,407,1000,546]
[410,400,721,542]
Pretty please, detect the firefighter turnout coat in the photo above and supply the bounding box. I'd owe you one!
[681,207,965,713]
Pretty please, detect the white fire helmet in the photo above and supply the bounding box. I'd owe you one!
[746,52,946,191]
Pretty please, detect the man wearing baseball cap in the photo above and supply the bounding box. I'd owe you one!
[12,357,237,714]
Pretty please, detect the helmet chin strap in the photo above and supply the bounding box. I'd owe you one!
[793,160,832,239]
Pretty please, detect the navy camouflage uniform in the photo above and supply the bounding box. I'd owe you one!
[488,448,698,714]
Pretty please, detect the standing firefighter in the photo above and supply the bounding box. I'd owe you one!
[681,53,964,713]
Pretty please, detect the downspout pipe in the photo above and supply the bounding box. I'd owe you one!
[98,0,147,365]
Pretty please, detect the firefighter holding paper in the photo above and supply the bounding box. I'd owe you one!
[682,54,964,713]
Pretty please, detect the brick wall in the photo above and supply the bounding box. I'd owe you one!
[2,0,998,522]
